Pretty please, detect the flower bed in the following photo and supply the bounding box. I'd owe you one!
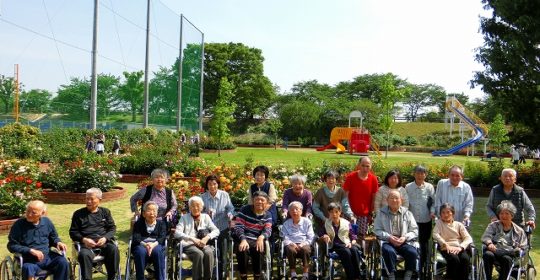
[0,216,19,235]
[43,186,126,204]
[0,159,43,218]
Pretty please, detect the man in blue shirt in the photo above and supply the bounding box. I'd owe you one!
[7,200,69,280]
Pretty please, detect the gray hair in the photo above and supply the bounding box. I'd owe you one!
[252,191,269,202]
[86,188,103,199]
[501,168,517,177]
[188,196,204,208]
[290,174,307,185]
[142,201,159,212]
[26,200,46,213]
[327,202,342,212]
[288,201,304,212]
[497,200,517,217]
[448,165,464,176]
[151,168,170,180]
[414,165,428,174]
[439,203,455,215]
[387,189,401,200]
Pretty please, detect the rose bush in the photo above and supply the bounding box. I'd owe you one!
[39,155,121,193]
[0,159,43,217]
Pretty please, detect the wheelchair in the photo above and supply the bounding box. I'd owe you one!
[275,228,320,279]
[124,238,168,280]
[226,233,272,280]
[176,238,219,280]
[321,240,366,280]
[70,241,121,280]
[0,249,67,280]
[479,225,536,280]
[429,242,482,280]
[376,240,420,280]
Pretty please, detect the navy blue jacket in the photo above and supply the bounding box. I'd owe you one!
[7,217,62,262]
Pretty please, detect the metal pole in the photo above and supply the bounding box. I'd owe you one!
[198,33,205,131]
[143,0,151,128]
[90,0,98,130]
[176,14,184,132]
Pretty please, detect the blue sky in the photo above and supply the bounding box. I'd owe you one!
[0,0,488,99]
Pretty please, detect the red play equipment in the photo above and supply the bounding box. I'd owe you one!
[316,111,380,155]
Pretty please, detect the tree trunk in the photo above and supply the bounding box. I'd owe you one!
[131,109,136,122]
[385,131,390,159]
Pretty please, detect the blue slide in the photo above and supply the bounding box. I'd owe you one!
[432,105,484,156]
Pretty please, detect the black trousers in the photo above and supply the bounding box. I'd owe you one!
[78,243,120,280]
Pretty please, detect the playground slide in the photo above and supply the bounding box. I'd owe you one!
[316,127,352,153]
[432,101,485,156]
[370,139,383,156]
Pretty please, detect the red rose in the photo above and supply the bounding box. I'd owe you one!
[26,179,33,185]
[36,182,42,188]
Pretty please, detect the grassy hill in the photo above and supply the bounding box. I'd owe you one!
[392,122,448,138]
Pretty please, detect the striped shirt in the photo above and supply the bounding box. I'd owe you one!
[233,205,272,241]
[435,179,474,222]
[281,217,315,246]
[201,190,235,231]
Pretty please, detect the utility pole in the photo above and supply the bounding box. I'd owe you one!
[90,0,98,129]
[143,0,151,128]
[176,14,183,132]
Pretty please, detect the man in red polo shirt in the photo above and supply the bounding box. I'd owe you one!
[343,156,379,238]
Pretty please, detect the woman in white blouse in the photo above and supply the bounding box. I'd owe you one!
[175,196,219,280]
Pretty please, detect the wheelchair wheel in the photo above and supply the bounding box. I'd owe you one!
[526,266,536,280]
[1,257,14,280]
[69,258,80,280]
[125,256,136,280]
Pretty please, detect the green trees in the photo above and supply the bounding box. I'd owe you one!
[209,78,236,156]
[472,0,540,145]
[488,113,509,154]
[204,43,276,120]
[401,84,445,121]
[379,73,403,158]
[20,89,52,113]
[0,75,16,113]
[118,71,144,122]
[51,75,120,120]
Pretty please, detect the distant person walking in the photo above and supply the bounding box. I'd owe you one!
[511,147,520,166]
[112,136,121,155]
[95,134,105,155]
[518,144,527,164]
[85,136,95,153]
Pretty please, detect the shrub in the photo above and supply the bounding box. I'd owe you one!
[40,157,120,193]
[0,123,41,159]
[0,159,43,217]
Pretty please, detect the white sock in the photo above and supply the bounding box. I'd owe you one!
[291,271,297,278]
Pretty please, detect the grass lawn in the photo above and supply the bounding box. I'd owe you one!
[1,149,538,278]
[200,147,503,168]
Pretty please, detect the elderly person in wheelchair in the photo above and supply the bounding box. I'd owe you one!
[281,201,316,280]
[432,203,473,280]
[7,200,69,280]
[232,191,273,280]
[131,201,168,280]
[374,189,419,280]
[319,202,363,280]
[174,196,219,280]
[481,201,528,280]
[69,188,119,280]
